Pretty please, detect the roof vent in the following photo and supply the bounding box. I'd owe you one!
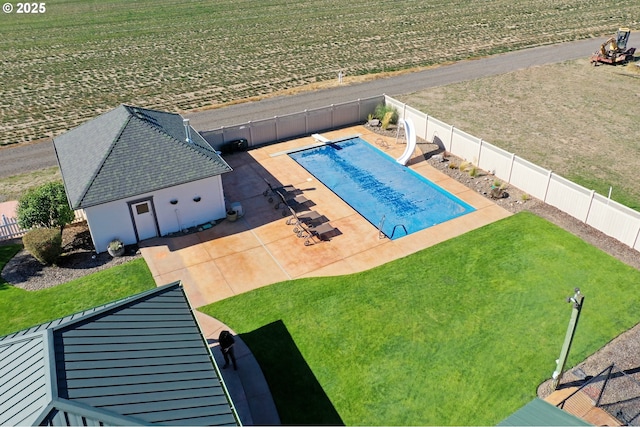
[183,118,193,144]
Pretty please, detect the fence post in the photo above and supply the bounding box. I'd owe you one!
[304,110,308,134]
[2,214,7,225]
[449,125,455,153]
[477,139,484,166]
[584,190,596,223]
[248,121,253,147]
[331,104,335,129]
[507,153,516,183]
[543,170,553,203]
[274,116,279,142]
[632,224,640,252]
[425,115,429,142]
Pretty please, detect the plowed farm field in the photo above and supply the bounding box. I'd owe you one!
[1,0,639,145]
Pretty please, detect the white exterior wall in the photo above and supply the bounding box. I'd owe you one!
[85,202,138,254]
[86,175,226,253]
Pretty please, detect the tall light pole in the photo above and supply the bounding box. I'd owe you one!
[552,288,585,390]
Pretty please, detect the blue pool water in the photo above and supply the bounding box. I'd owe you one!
[289,137,475,239]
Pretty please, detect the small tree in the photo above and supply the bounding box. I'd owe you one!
[17,182,74,231]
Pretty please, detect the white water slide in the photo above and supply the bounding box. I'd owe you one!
[396,118,416,165]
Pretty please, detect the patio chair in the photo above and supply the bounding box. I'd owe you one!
[296,221,338,245]
[262,178,296,204]
[285,206,329,236]
[274,189,311,216]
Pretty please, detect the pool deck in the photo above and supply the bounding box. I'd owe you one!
[140,125,511,309]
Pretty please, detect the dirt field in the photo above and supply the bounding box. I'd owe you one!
[398,59,640,210]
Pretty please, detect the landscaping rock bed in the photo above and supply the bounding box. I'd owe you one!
[1,221,141,291]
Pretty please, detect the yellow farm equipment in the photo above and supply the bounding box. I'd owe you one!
[591,28,636,65]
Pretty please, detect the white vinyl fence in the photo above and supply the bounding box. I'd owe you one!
[0,210,87,241]
[0,215,27,240]
[199,95,383,150]
[385,95,640,253]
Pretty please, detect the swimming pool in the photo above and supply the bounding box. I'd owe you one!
[289,137,475,239]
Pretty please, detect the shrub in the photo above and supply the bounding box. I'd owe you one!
[459,161,470,172]
[372,104,398,125]
[380,111,395,130]
[23,228,63,265]
[469,165,478,177]
[17,182,74,231]
[108,239,124,252]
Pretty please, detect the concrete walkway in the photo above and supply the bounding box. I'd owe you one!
[194,312,280,426]
[139,126,512,425]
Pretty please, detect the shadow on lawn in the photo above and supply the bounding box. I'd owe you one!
[241,320,344,426]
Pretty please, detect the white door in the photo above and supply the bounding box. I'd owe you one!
[132,200,158,241]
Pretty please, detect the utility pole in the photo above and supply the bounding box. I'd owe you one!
[552,288,585,390]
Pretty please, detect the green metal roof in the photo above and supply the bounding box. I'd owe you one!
[0,282,239,426]
[53,105,232,209]
[498,398,591,426]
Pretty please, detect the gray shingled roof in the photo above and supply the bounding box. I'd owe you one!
[0,282,239,426]
[53,105,232,209]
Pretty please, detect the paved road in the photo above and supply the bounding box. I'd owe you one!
[0,37,606,179]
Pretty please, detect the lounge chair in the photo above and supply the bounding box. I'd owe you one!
[285,205,323,226]
[262,178,296,204]
[285,206,330,237]
[296,221,337,245]
[274,189,310,215]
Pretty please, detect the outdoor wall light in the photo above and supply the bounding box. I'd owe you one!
[193,196,201,202]
[170,199,178,205]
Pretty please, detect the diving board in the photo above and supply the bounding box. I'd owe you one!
[396,118,416,165]
[312,133,330,143]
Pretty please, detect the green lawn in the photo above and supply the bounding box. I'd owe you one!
[201,212,640,425]
[0,245,155,336]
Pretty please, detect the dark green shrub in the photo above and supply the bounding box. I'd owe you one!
[372,104,398,125]
[17,182,74,231]
[23,228,63,265]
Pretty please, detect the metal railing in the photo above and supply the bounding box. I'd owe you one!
[556,364,614,410]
